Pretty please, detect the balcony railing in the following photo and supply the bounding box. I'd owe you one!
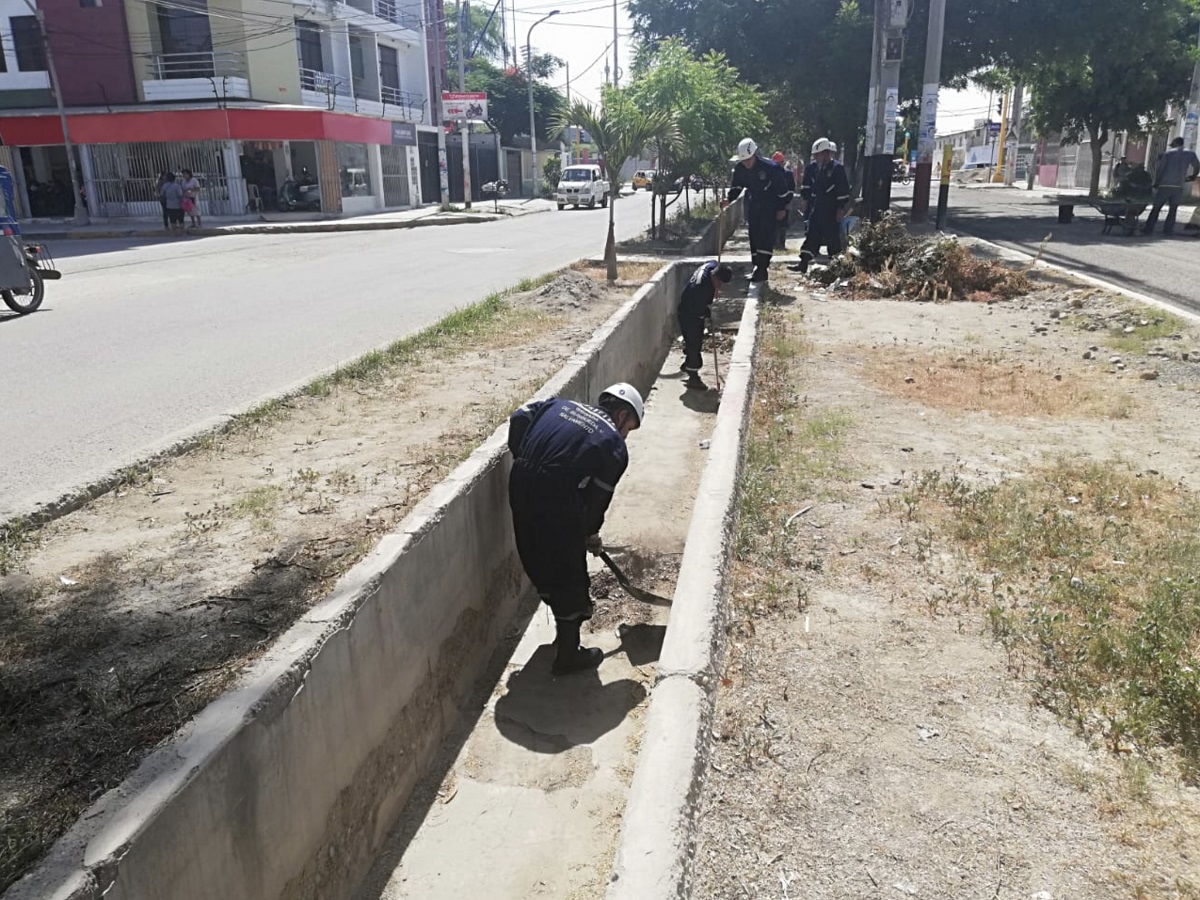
[153,51,246,81]
[380,85,424,119]
[373,0,421,30]
[300,67,350,95]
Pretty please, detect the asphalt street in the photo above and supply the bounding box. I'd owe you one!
[0,192,655,520]
[893,183,1200,313]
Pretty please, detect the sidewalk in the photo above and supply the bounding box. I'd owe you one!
[21,197,559,241]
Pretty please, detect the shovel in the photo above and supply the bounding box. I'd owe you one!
[595,549,672,607]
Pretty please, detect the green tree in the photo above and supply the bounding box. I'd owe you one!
[445,0,506,65]
[1025,0,1194,195]
[464,57,564,145]
[626,39,768,237]
[552,98,679,281]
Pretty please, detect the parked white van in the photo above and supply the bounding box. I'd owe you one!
[555,164,610,210]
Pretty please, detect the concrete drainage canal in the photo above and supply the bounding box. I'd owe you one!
[7,254,758,900]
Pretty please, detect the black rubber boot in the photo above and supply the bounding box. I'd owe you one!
[552,619,603,675]
[685,373,709,391]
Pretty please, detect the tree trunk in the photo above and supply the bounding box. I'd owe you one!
[650,192,656,240]
[605,205,617,283]
[1088,125,1108,197]
[659,190,667,240]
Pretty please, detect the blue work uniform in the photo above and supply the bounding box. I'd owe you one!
[507,398,629,621]
[678,261,720,375]
[727,155,791,278]
[799,161,819,230]
[775,167,797,249]
[801,160,851,260]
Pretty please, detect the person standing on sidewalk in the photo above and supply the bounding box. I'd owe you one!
[507,383,644,675]
[160,173,185,236]
[722,138,791,283]
[678,260,733,390]
[180,169,202,230]
[793,138,851,273]
[156,171,174,232]
[1143,137,1200,236]
[772,151,796,250]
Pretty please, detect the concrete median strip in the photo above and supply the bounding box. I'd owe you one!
[3,259,699,900]
[606,288,760,900]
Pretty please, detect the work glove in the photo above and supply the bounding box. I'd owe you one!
[586,534,604,555]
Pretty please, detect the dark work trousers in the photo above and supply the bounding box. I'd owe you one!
[774,217,789,250]
[508,461,593,622]
[159,199,169,230]
[802,208,842,258]
[1143,186,1184,234]
[678,306,706,374]
[747,208,776,273]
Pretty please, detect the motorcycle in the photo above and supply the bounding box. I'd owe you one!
[0,166,61,315]
[891,161,911,185]
[277,174,322,212]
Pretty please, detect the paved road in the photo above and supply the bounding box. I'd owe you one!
[893,183,1200,313]
[0,193,655,520]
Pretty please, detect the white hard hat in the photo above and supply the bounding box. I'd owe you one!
[811,137,832,155]
[736,138,758,161]
[599,382,644,426]
[828,141,838,153]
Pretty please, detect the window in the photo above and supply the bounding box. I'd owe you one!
[11,16,46,72]
[336,143,372,198]
[79,0,102,7]
[295,20,324,72]
[379,45,399,90]
[349,35,364,81]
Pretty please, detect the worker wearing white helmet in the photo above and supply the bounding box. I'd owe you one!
[506,383,644,674]
[794,136,851,273]
[721,137,792,283]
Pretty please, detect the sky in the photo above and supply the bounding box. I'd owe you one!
[501,0,996,140]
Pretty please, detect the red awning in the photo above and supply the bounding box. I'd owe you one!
[0,107,397,147]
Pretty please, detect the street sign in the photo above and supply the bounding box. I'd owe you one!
[442,91,488,121]
[987,121,1001,135]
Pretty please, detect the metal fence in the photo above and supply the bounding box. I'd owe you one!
[380,145,411,207]
[88,141,238,218]
[152,51,247,80]
[380,86,424,121]
[373,0,422,30]
[300,67,350,96]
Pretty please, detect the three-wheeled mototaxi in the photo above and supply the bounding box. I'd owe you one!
[0,165,61,315]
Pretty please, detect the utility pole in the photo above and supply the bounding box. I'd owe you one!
[991,87,1010,183]
[27,1,87,225]
[612,0,619,87]
[910,0,945,223]
[428,0,450,208]
[1185,18,1200,152]
[863,0,907,221]
[1004,81,1023,186]
[457,0,472,207]
[527,10,559,199]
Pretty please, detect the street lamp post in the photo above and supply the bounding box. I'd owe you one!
[527,10,559,199]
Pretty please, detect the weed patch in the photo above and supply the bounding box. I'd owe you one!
[901,460,1200,778]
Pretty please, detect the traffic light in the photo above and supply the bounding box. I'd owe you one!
[996,97,1003,116]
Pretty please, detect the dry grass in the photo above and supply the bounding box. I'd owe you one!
[573,260,666,286]
[895,459,1200,779]
[862,349,1137,420]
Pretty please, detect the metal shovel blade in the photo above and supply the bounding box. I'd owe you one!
[596,549,673,607]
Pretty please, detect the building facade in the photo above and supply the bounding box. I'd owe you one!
[0,0,436,220]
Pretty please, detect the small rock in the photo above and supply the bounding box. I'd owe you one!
[1082,350,1094,360]
[1123,325,1136,334]
[698,440,711,449]
[1140,370,1159,380]
[1070,297,1084,308]
[1117,363,1126,371]
[1183,351,1192,361]
[1049,310,1061,319]
[1034,326,1049,333]
[1109,356,1122,364]
[1054,373,1063,381]
[1070,576,1084,590]
[860,482,876,490]
[904,376,915,384]
[1139,319,1150,326]
[1089,345,1099,352]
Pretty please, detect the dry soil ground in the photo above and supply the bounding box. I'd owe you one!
[0,263,662,893]
[693,266,1200,899]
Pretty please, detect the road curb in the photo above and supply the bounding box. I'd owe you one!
[606,287,761,900]
[21,207,551,241]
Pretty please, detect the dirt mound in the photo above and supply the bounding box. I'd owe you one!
[526,271,608,313]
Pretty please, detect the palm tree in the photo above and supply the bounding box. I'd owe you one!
[553,99,678,282]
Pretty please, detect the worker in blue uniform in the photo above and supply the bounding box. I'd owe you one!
[794,137,851,273]
[722,138,792,283]
[678,260,733,390]
[507,383,645,674]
